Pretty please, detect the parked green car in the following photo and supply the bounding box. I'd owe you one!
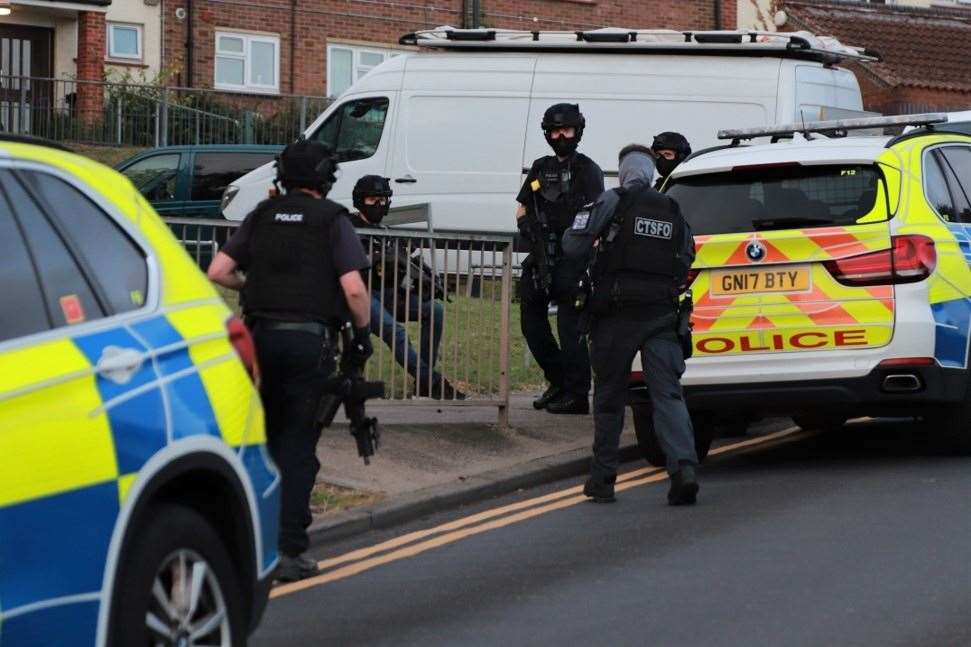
[115,144,282,218]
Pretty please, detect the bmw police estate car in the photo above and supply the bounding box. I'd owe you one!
[0,136,279,645]
[630,113,971,464]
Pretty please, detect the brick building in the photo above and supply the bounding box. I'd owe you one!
[162,0,737,98]
[777,0,971,113]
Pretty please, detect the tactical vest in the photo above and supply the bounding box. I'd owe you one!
[534,154,595,234]
[591,184,683,311]
[242,194,343,322]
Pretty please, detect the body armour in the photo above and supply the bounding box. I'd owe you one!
[243,193,343,322]
[592,184,687,311]
[531,153,599,234]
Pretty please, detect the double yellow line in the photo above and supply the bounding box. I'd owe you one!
[271,426,808,599]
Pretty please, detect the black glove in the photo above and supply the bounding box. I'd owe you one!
[349,326,373,367]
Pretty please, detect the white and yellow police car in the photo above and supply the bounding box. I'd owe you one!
[631,113,971,464]
[0,136,279,645]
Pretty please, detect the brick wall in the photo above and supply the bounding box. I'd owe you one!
[163,0,733,96]
[76,11,106,125]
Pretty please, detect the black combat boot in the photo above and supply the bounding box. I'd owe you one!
[276,553,320,582]
[667,463,699,506]
[533,385,562,410]
[583,474,617,503]
[546,392,589,415]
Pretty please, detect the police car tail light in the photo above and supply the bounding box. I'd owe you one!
[227,317,259,383]
[824,235,936,286]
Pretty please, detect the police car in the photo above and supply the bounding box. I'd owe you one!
[630,113,971,464]
[0,136,279,645]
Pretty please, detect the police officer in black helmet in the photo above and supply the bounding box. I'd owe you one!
[651,131,692,190]
[207,139,372,581]
[516,103,604,414]
[563,144,699,505]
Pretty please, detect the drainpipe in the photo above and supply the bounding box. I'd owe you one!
[290,0,296,93]
[186,0,194,88]
[714,0,722,30]
[463,0,480,29]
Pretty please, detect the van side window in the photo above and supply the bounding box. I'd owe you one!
[1,173,105,328]
[192,152,278,201]
[939,146,971,223]
[311,97,389,163]
[0,176,50,342]
[924,153,956,222]
[22,171,150,315]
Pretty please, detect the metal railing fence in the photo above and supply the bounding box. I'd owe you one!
[164,217,514,430]
[0,75,331,147]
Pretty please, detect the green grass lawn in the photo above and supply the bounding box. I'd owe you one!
[216,282,547,396]
[70,144,146,168]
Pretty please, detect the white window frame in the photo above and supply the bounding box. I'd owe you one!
[214,31,280,95]
[107,22,143,61]
[326,43,401,98]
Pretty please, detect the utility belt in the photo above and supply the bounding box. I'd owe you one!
[587,273,675,315]
[246,317,333,344]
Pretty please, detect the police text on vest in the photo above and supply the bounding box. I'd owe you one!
[634,217,672,239]
[275,213,304,223]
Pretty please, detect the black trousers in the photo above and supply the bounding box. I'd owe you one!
[253,327,335,557]
[520,256,591,397]
[590,312,697,477]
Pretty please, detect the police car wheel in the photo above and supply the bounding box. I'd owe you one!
[631,404,714,466]
[109,503,245,647]
[792,414,847,432]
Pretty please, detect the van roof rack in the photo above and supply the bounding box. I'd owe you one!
[717,113,948,145]
[399,28,880,65]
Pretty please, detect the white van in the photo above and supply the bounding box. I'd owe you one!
[221,28,877,229]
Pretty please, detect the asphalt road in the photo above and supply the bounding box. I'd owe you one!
[253,419,971,647]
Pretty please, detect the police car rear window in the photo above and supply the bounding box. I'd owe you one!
[666,164,887,235]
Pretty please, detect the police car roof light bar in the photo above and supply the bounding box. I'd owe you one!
[398,28,880,64]
[717,113,949,144]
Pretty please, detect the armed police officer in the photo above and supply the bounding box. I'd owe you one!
[516,103,604,414]
[563,144,699,506]
[207,139,372,581]
[348,175,464,399]
[651,131,692,190]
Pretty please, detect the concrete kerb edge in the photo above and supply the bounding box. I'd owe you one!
[307,442,641,547]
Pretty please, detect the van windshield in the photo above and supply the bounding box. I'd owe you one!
[666,164,888,235]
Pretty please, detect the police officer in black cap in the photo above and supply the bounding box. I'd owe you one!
[563,144,699,505]
[516,103,604,414]
[651,131,692,190]
[208,139,372,581]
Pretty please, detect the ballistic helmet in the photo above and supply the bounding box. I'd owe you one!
[275,137,338,193]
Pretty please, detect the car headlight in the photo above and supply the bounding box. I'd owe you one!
[221,185,240,213]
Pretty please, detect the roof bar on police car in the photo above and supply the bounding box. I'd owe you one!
[717,113,949,142]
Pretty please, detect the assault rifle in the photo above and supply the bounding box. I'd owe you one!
[316,323,385,464]
[520,190,556,295]
[370,237,447,301]
[677,289,694,360]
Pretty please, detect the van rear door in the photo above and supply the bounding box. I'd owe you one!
[667,163,902,358]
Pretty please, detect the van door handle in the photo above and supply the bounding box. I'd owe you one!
[95,346,145,385]
[395,175,417,184]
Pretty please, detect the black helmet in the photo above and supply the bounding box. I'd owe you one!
[651,131,692,157]
[352,175,393,212]
[542,103,585,156]
[275,137,338,193]
[541,103,586,132]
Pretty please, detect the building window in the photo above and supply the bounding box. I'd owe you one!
[107,23,142,60]
[215,31,280,94]
[326,44,401,98]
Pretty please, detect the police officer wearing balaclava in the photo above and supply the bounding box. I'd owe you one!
[348,175,463,400]
[516,103,604,414]
[208,139,372,581]
[651,131,692,190]
[563,144,699,506]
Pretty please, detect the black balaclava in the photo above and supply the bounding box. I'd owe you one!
[352,175,393,225]
[651,131,692,179]
[542,103,585,158]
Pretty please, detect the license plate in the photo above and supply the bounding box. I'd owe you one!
[710,265,811,297]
